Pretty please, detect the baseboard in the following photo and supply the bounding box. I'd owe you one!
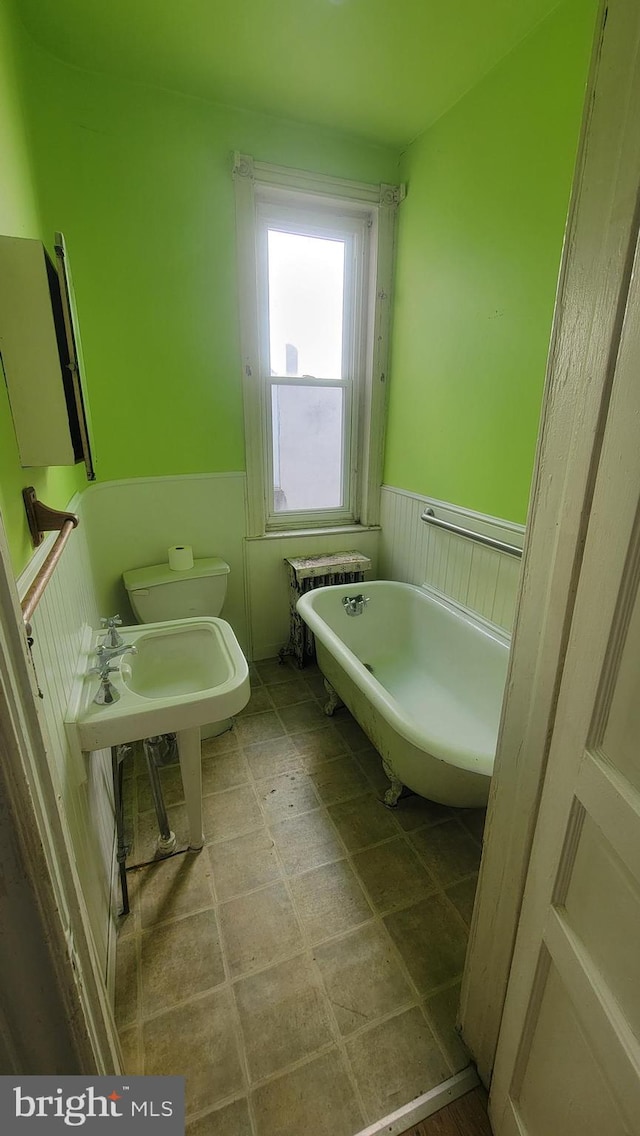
[252,641,288,662]
[354,1066,479,1136]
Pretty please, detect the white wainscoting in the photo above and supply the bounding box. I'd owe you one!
[81,473,381,662]
[18,500,115,981]
[81,473,249,653]
[380,486,524,632]
[245,528,380,660]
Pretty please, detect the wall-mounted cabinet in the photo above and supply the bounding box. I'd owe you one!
[0,233,95,477]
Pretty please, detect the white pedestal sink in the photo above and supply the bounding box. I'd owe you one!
[65,617,250,849]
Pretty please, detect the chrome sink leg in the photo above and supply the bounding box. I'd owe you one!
[176,727,204,850]
[111,745,129,916]
[143,737,176,855]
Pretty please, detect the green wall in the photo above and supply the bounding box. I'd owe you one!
[2,0,597,570]
[0,0,86,574]
[384,0,597,523]
[22,43,398,485]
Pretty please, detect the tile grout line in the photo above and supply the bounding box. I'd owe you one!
[133,931,143,1070]
[225,959,261,1136]
[301,752,479,1074]
[237,732,373,1125]
[128,750,477,966]
[127,869,473,1023]
[238,721,466,1108]
[184,1092,252,1130]
[127,783,477,951]
[261,808,371,1127]
[225,738,330,1120]
[118,668,481,1122]
[136,704,394,823]
[225,746,368,1128]
[368,823,478,1073]
[386,825,480,1005]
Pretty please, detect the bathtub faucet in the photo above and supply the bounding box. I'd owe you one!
[342,594,369,617]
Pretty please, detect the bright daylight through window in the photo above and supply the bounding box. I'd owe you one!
[267,225,349,515]
[233,156,401,536]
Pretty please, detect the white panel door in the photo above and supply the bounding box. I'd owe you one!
[489,228,640,1132]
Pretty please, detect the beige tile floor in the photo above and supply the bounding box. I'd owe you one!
[115,657,484,1136]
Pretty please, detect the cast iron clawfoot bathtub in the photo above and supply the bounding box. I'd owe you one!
[297,581,509,808]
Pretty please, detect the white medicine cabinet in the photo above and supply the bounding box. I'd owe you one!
[0,232,95,478]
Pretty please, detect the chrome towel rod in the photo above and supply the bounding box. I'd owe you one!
[420,507,523,559]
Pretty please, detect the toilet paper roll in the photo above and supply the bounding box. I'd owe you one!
[168,544,194,572]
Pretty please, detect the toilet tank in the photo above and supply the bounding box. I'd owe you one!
[123,557,230,624]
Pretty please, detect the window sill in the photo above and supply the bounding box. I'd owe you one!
[245,524,381,542]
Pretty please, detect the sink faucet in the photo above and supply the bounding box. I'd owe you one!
[100,614,124,649]
[95,643,137,665]
[90,644,136,705]
[342,594,369,617]
[90,661,121,705]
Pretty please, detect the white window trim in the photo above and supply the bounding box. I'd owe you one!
[233,152,403,538]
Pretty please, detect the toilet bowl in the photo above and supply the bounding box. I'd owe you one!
[123,556,232,739]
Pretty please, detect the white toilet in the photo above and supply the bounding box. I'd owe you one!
[123,556,230,623]
[123,556,232,739]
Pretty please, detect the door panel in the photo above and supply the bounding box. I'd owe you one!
[601,587,640,794]
[518,962,627,1136]
[563,811,640,1037]
[489,228,640,1131]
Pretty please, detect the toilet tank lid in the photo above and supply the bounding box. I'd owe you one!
[123,556,230,592]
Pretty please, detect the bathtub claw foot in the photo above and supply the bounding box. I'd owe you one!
[383,783,403,808]
[323,679,344,717]
[382,758,404,808]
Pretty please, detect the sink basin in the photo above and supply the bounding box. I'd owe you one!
[66,617,250,851]
[122,624,235,701]
[66,617,250,753]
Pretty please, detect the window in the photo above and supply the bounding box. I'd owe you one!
[233,155,402,536]
[260,203,367,525]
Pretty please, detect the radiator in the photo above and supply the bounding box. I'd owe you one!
[280,550,371,668]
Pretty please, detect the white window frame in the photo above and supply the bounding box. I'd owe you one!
[233,153,403,537]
